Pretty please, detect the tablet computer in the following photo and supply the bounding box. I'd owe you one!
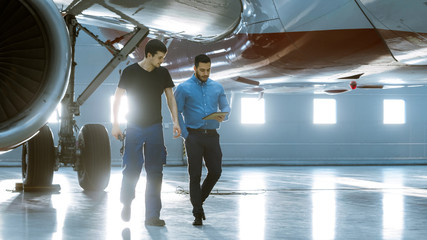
[202,112,228,120]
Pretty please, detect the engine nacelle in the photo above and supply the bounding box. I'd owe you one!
[0,0,71,151]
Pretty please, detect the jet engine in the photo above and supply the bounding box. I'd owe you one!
[0,0,71,151]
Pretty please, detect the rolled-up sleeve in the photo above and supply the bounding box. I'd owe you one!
[174,85,189,138]
[218,86,231,121]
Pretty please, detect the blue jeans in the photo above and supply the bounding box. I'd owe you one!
[120,123,166,220]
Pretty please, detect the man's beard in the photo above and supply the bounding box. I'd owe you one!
[196,72,208,81]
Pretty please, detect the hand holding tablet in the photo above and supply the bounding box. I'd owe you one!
[202,112,228,120]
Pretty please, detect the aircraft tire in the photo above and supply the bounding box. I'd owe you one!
[77,124,111,191]
[21,125,55,187]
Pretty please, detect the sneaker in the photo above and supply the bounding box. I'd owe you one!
[121,204,131,222]
[145,218,166,226]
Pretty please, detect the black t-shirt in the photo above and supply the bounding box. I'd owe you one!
[118,63,175,127]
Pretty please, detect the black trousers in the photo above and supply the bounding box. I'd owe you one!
[185,130,222,216]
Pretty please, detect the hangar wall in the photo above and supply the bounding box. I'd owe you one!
[220,90,427,165]
[3,86,427,166]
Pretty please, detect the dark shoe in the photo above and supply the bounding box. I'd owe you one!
[145,218,166,226]
[121,204,131,222]
[192,212,205,226]
[193,217,203,226]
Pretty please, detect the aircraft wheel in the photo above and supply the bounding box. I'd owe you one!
[21,125,55,186]
[77,124,111,191]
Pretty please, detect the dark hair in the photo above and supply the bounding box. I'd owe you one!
[145,39,167,57]
[194,54,211,68]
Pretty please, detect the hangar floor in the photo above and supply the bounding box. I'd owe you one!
[1,165,427,240]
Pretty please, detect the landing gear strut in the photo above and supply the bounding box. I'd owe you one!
[19,15,149,191]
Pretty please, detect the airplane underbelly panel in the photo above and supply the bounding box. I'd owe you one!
[356,0,427,65]
[58,0,243,43]
[101,27,394,83]
[271,0,372,33]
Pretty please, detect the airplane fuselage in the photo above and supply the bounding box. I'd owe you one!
[64,0,427,93]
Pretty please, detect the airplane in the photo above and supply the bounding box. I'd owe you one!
[0,0,426,191]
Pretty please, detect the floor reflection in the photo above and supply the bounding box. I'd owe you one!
[104,172,127,240]
[1,166,427,239]
[2,192,57,240]
[382,170,404,240]
[239,173,265,240]
[312,171,336,240]
[51,174,70,240]
[121,227,130,240]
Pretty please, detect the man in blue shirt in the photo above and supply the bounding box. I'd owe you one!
[174,54,230,226]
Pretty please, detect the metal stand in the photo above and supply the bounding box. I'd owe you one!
[15,183,61,193]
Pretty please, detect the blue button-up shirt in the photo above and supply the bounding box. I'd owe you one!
[174,74,231,138]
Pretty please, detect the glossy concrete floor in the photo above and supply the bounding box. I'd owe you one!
[1,165,427,240]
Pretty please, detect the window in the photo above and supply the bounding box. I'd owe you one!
[313,99,336,124]
[384,99,405,124]
[110,96,128,123]
[241,98,265,124]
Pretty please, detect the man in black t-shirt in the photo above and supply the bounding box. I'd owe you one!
[112,39,181,226]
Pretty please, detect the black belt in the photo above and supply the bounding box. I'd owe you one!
[187,128,217,134]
